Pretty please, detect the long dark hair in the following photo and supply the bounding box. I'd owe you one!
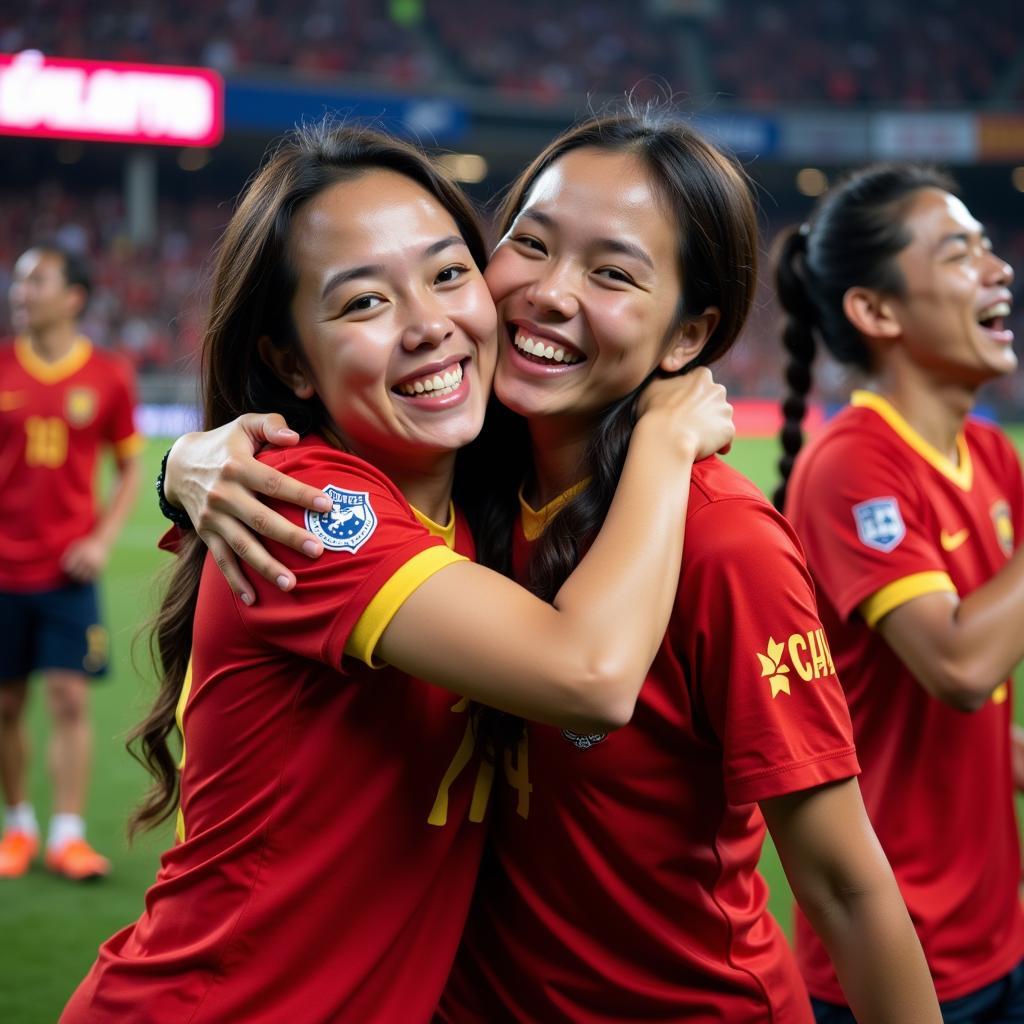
[772,164,955,511]
[467,107,758,751]
[489,107,759,601]
[128,120,489,837]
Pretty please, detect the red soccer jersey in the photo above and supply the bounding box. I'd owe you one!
[785,391,1024,1002]
[439,457,859,1024]
[63,438,490,1024]
[0,336,140,591]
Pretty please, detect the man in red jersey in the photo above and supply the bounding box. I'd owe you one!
[786,391,1024,1009]
[0,244,141,880]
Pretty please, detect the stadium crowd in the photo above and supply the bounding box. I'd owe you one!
[3,0,1022,106]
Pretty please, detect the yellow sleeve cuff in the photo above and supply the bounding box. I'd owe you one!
[114,434,145,459]
[346,546,467,667]
[860,571,958,628]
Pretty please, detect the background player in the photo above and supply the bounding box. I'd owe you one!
[0,244,142,881]
[775,166,1024,1020]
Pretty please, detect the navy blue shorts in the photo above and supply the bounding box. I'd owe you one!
[811,959,1024,1024]
[0,584,109,681]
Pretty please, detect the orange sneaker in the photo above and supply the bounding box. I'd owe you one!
[45,838,110,881]
[0,830,39,878]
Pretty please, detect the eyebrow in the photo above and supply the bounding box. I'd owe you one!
[518,210,655,270]
[934,227,988,252]
[319,235,467,301]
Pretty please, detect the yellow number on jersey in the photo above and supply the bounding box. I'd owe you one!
[428,697,495,827]
[503,735,532,820]
[25,416,68,468]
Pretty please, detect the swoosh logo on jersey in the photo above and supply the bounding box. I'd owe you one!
[0,391,24,410]
[940,528,970,552]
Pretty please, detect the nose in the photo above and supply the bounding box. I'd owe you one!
[525,262,579,320]
[985,249,1014,288]
[401,295,455,351]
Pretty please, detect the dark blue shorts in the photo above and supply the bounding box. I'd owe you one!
[811,959,1024,1024]
[0,583,109,681]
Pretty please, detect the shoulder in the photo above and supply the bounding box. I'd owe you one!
[259,436,414,517]
[85,344,136,388]
[966,415,1019,461]
[686,459,803,566]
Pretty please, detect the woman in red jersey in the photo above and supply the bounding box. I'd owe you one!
[60,122,735,1024]
[773,166,1024,1022]
[165,112,940,1023]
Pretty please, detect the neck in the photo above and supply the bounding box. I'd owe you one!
[526,413,594,507]
[370,447,457,524]
[872,357,975,460]
[26,324,79,362]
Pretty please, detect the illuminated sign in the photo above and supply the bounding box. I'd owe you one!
[0,51,223,147]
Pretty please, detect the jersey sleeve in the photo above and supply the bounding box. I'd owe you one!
[236,449,466,670]
[680,498,860,805]
[103,356,143,458]
[792,435,955,626]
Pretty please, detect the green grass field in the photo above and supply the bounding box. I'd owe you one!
[2,432,1023,1023]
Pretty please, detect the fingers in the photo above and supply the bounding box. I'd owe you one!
[200,525,296,604]
[226,458,331,516]
[240,412,300,449]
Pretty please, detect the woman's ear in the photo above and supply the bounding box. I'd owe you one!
[842,286,901,342]
[257,335,315,399]
[660,306,721,373]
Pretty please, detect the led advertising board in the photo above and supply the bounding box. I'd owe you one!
[0,51,224,147]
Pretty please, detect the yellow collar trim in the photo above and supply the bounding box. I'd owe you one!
[14,335,92,384]
[851,390,972,491]
[412,502,457,549]
[519,479,591,542]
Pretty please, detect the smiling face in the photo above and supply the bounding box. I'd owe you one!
[276,170,497,468]
[486,148,696,426]
[884,188,1016,384]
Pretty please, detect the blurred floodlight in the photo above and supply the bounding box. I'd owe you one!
[177,148,210,171]
[1012,167,1024,193]
[796,167,829,197]
[437,153,488,184]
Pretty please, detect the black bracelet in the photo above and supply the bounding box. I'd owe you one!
[156,447,195,530]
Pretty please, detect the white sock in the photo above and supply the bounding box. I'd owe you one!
[4,802,39,837]
[47,813,85,851]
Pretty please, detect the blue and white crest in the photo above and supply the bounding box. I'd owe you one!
[852,496,905,553]
[306,486,377,553]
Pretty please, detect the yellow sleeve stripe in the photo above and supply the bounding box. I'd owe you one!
[860,571,958,628]
[347,546,467,667]
[114,433,145,459]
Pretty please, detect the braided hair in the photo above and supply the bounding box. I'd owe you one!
[772,164,956,512]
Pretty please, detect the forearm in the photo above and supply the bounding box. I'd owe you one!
[551,417,695,692]
[763,782,941,1024]
[947,543,1024,688]
[93,457,141,548]
[879,546,1024,710]
[804,879,939,1023]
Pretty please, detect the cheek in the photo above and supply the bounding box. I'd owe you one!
[484,251,532,305]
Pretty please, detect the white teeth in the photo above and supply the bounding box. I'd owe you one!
[513,331,580,365]
[396,362,464,397]
[978,301,1011,322]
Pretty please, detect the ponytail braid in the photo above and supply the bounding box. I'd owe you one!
[773,226,819,512]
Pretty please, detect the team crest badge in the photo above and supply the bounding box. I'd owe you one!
[852,497,905,553]
[991,499,1015,557]
[65,387,97,427]
[561,730,607,750]
[306,486,377,553]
